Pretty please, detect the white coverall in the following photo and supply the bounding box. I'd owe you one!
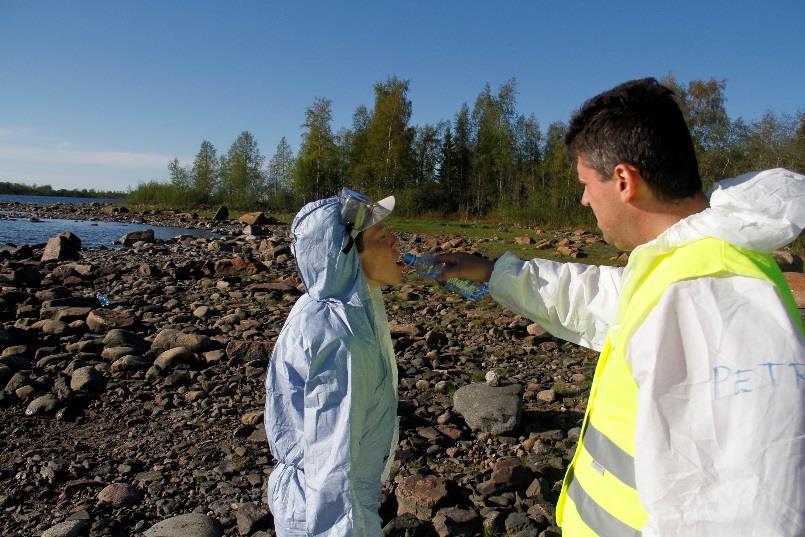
[488,169,805,536]
[265,197,398,536]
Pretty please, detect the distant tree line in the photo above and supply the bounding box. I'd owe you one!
[128,75,805,225]
[0,181,124,199]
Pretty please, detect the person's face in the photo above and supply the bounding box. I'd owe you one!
[578,158,630,250]
[358,222,402,287]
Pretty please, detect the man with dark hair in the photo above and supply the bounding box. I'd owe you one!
[439,78,805,536]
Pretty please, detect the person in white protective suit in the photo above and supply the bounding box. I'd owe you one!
[265,188,402,536]
[438,78,805,537]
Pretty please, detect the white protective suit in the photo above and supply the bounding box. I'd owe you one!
[265,197,398,536]
[488,168,805,536]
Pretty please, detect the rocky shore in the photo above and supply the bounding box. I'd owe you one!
[1,203,803,537]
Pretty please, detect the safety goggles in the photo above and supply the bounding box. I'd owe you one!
[339,188,395,253]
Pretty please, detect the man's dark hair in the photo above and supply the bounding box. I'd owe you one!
[565,77,702,201]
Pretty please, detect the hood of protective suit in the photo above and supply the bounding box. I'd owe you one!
[291,197,368,304]
[658,168,805,253]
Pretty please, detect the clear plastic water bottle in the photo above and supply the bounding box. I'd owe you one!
[95,291,111,307]
[403,253,488,302]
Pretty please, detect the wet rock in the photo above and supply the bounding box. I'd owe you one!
[143,513,223,537]
[453,383,522,435]
[120,229,155,246]
[41,232,82,262]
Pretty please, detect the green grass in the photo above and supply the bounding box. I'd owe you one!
[387,216,624,267]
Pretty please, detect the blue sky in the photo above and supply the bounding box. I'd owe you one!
[1,0,803,192]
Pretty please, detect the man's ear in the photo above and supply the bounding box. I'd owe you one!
[613,163,642,203]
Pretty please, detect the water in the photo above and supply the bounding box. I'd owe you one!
[0,195,220,248]
[0,194,123,206]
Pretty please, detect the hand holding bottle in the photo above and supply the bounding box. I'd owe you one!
[403,253,488,302]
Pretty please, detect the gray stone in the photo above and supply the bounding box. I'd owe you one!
[25,394,61,416]
[235,502,270,535]
[143,513,223,537]
[453,382,522,435]
[70,366,105,392]
[41,519,89,537]
[41,233,82,262]
[103,329,146,349]
[151,329,211,353]
[97,482,142,506]
[154,346,193,370]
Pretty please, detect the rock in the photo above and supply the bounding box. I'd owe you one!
[41,319,69,335]
[214,256,268,277]
[243,224,263,236]
[212,206,229,221]
[235,502,270,535]
[537,389,556,403]
[389,323,422,338]
[86,308,135,332]
[111,355,151,373]
[151,329,211,353]
[526,323,548,338]
[485,370,500,386]
[41,233,82,262]
[477,457,535,495]
[143,513,223,537]
[25,394,61,415]
[382,513,432,536]
[103,329,146,349]
[432,507,482,537]
[395,474,449,520]
[505,511,539,537]
[514,236,535,245]
[225,340,272,363]
[238,212,273,226]
[97,482,142,507]
[154,346,193,370]
[120,229,155,246]
[41,519,89,537]
[241,410,264,426]
[453,383,522,435]
[784,272,805,308]
[70,366,105,392]
[775,250,804,272]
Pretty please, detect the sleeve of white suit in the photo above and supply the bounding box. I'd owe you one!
[302,339,358,535]
[628,276,805,537]
[488,251,625,351]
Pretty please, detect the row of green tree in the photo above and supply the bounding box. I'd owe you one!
[128,75,805,225]
[0,181,124,199]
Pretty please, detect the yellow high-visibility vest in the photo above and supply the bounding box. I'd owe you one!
[556,237,804,536]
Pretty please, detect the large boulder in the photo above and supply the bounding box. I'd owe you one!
[453,382,522,435]
[41,232,82,262]
[238,212,272,225]
[119,229,155,246]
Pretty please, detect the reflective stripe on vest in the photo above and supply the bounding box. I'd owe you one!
[556,238,804,536]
